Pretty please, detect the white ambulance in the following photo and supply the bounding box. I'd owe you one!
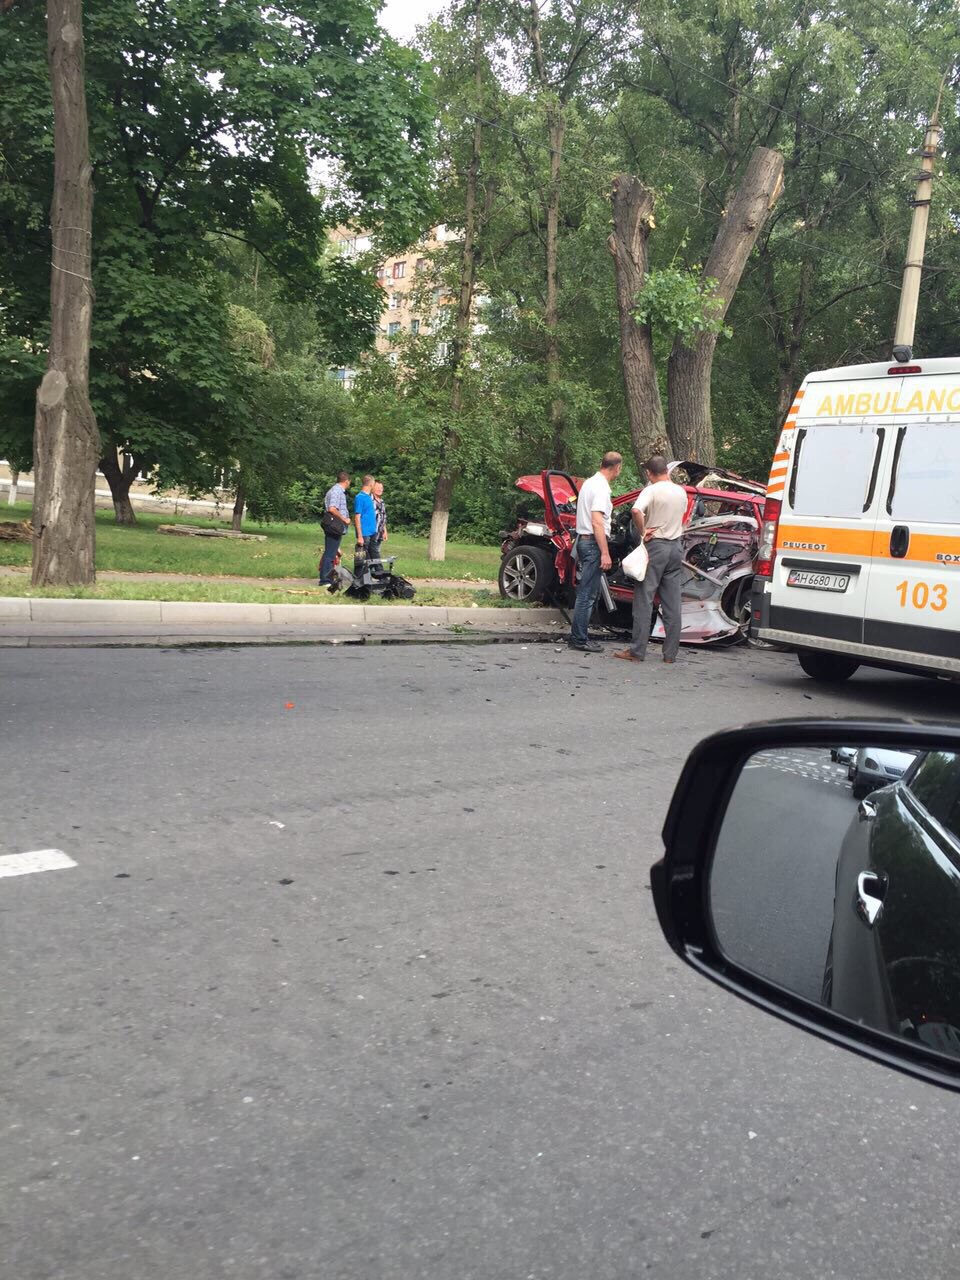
[751,355,960,682]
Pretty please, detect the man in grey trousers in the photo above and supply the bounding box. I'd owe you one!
[613,456,687,664]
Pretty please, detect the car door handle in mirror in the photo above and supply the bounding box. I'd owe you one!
[856,871,887,927]
[858,799,877,822]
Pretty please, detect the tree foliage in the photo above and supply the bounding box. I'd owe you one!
[2,0,959,545]
[0,0,434,517]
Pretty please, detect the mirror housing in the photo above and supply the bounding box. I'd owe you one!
[652,718,960,1091]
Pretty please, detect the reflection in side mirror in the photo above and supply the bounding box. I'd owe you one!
[710,744,960,1060]
[652,721,960,1092]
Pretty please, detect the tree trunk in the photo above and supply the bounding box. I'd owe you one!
[775,362,798,425]
[231,481,246,533]
[428,0,484,563]
[31,0,100,586]
[667,147,784,463]
[608,175,668,470]
[7,470,19,506]
[100,449,139,525]
[545,105,566,469]
[428,460,458,561]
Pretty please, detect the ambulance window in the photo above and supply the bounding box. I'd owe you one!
[790,424,880,518]
[889,424,960,524]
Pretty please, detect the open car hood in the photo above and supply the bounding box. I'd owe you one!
[515,475,580,504]
[668,460,766,497]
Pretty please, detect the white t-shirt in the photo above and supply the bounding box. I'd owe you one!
[575,472,613,536]
[632,480,687,540]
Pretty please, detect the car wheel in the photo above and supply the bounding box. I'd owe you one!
[851,776,870,800]
[498,545,556,603]
[797,652,860,683]
[720,575,754,640]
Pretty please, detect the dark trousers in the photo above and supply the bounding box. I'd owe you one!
[365,536,383,569]
[570,536,603,643]
[319,533,342,583]
[630,538,683,660]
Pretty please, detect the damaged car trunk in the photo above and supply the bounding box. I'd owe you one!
[499,463,766,645]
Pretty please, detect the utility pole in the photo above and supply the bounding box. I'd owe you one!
[892,87,945,356]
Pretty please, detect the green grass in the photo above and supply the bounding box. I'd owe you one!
[0,502,500,581]
[0,578,510,608]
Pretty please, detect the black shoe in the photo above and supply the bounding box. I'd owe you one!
[568,639,603,653]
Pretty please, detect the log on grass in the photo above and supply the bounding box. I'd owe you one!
[0,521,34,542]
[157,524,267,542]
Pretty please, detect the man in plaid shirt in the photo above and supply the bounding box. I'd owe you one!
[319,470,350,586]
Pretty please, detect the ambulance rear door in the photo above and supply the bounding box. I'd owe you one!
[772,386,887,647]
[863,380,960,666]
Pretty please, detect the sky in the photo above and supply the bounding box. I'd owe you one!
[379,0,440,41]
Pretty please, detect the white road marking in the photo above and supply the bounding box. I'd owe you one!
[0,849,77,879]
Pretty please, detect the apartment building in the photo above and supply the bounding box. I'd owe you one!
[329,225,459,386]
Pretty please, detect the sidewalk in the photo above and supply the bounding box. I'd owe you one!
[0,596,568,648]
[0,567,496,591]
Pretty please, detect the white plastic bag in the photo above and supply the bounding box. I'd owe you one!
[621,541,649,582]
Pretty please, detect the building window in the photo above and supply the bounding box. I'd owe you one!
[376,265,386,280]
[389,294,400,311]
[436,340,450,362]
[393,261,406,279]
[416,258,428,272]
[410,319,420,335]
[388,321,401,336]
[387,351,399,366]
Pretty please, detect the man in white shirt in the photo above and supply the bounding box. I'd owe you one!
[568,451,623,652]
[614,455,688,664]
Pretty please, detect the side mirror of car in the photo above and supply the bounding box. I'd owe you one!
[651,719,960,1090]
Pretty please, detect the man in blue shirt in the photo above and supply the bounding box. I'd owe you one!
[319,471,351,587]
[353,475,378,564]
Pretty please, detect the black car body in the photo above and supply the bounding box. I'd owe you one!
[826,750,960,1056]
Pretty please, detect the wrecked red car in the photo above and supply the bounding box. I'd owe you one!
[498,463,767,645]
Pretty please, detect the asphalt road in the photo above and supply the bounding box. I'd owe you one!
[711,749,856,1002]
[4,641,960,1280]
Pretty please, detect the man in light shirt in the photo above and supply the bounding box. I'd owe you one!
[614,455,687,664]
[319,470,351,587]
[568,451,623,652]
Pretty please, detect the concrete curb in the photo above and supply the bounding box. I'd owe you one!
[0,596,567,629]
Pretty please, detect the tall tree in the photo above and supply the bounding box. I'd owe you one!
[609,150,783,468]
[608,175,667,463]
[618,0,958,448]
[503,0,633,467]
[2,0,99,584]
[666,147,784,460]
[0,0,434,527]
[425,0,492,562]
